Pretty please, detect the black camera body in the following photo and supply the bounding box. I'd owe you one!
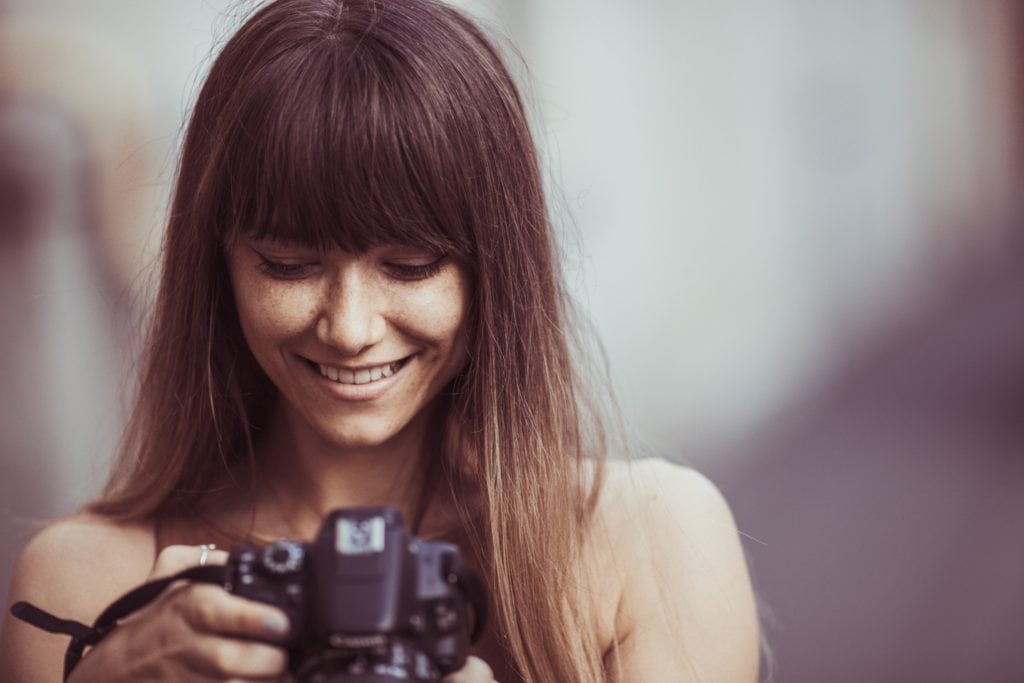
[225,507,486,683]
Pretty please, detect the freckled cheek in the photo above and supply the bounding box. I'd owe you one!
[393,282,469,348]
[235,282,320,347]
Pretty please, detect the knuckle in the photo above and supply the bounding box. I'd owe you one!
[220,641,286,677]
[174,584,222,630]
[218,595,262,635]
[192,599,219,631]
[164,594,186,625]
[227,596,289,638]
[258,643,288,670]
[210,640,243,674]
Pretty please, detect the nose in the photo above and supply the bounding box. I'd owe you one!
[315,266,386,355]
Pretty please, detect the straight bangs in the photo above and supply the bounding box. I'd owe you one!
[217,34,476,262]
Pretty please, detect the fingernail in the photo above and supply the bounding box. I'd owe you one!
[263,611,290,636]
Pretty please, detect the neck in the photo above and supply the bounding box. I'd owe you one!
[245,398,443,541]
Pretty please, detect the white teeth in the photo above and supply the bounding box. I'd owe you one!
[317,360,402,385]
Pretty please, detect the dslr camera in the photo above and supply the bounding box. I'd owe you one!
[225,506,487,683]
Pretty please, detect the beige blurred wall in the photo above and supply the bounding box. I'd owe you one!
[513,0,1021,459]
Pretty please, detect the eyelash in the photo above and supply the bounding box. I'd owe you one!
[256,258,312,280]
[255,254,448,281]
[385,256,447,281]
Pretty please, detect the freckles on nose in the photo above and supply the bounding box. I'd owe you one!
[314,276,389,350]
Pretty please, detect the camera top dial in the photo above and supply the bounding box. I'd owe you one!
[263,539,305,575]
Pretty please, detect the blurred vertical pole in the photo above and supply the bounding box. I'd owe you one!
[0,13,158,608]
[0,101,124,610]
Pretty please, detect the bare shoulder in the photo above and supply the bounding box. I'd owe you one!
[7,512,156,613]
[594,458,760,682]
[598,456,728,513]
[594,458,744,557]
[1,512,155,682]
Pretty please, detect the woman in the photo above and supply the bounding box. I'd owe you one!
[0,0,759,680]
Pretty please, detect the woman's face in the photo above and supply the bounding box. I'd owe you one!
[226,236,470,451]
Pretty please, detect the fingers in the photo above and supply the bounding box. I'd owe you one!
[151,546,291,640]
[159,583,290,680]
[174,584,291,641]
[150,544,230,579]
[182,634,288,680]
[443,656,497,683]
[79,545,290,682]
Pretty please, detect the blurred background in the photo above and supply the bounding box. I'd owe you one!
[2,1,1021,680]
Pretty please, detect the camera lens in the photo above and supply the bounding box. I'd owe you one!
[305,676,416,683]
[295,640,440,683]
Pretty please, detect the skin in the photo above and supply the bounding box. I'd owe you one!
[0,238,760,681]
[224,237,473,530]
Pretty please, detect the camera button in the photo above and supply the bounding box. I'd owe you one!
[433,602,458,632]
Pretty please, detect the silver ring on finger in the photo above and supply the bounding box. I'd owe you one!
[198,543,216,567]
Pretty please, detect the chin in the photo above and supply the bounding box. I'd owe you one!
[313,417,412,452]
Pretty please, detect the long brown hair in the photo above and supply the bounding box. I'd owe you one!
[91,1,610,679]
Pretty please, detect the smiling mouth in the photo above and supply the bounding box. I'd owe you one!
[308,357,410,386]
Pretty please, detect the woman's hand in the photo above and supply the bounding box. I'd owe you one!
[68,545,291,682]
[443,656,498,683]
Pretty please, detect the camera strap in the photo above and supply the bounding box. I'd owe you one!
[10,564,225,681]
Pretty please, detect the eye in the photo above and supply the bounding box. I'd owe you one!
[384,254,448,282]
[255,254,317,280]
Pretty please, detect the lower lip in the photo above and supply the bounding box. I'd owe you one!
[303,356,409,402]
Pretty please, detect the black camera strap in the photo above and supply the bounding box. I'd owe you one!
[10,564,225,681]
